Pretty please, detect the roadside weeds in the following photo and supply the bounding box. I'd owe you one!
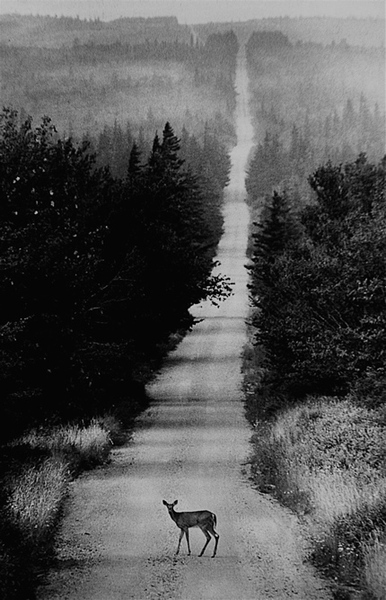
[243,339,386,600]
[0,406,138,600]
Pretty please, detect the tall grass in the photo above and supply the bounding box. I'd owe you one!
[363,530,386,599]
[0,414,122,599]
[18,418,113,473]
[249,396,386,597]
[6,458,69,548]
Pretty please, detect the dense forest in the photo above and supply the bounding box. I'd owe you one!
[249,154,386,399]
[0,14,190,47]
[196,15,385,48]
[245,31,385,202]
[245,30,385,387]
[0,17,238,144]
[0,108,233,441]
[244,24,386,598]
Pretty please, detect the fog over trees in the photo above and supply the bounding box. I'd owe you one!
[0,4,384,474]
[245,30,385,200]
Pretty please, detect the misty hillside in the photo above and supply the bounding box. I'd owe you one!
[0,15,239,146]
[196,16,385,47]
[0,14,190,47]
[0,13,384,151]
[1,13,384,49]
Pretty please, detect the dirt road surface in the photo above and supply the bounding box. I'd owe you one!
[38,53,332,600]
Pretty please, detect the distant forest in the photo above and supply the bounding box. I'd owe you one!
[0,16,238,145]
[196,15,385,47]
[245,30,385,202]
[2,13,384,48]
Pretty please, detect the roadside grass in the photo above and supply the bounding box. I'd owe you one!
[0,412,128,599]
[17,418,113,474]
[6,458,69,546]
[244,350,386,599]
[363,530,386,599]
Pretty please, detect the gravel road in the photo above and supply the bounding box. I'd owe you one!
[38,52,332,600]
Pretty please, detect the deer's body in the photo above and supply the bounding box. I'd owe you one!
[162,500,219,557]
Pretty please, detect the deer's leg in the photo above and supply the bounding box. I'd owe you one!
[209,525,219,558]
[185,528,191,555]
[176,528,184,555]
[198,527,212,557]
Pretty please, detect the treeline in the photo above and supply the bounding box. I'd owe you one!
[0,14,187,47]
[244,28,386,597]
[0,108,231,440]
[196,16,385,49]
[245,32,385,201]
[78,117,231,184]
[249,153,386,403]
[0,29,238,139]
[193,31,238,115]
[0,30,238,83]
[246,96,384,200]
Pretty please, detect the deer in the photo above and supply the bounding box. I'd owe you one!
[162,500,219,558]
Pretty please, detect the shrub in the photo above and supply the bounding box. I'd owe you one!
[249,155,386,400]
[248,396,386,596]
[0,413,121,598]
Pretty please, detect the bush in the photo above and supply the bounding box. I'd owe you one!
[248,396,386,596]
[249,155,386,400]
[0,412,123,599]
[17,417,116,473]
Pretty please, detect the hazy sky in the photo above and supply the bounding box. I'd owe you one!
[1,1,385,22]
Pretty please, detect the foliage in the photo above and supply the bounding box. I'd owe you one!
[0,25,238,141]
[245,32,385,200]
[247,152,386,597]
[249,154,386,398]
[18,419,114,472]
[0,109,231,439]
[248,396,386,597]
[363,530,386,600]
[246,132,291,200]
[0,413,121,600]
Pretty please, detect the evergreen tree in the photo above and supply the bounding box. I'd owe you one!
[0,111,231,438]
[250,154,386,398]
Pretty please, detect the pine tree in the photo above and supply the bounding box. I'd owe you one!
[127,141,142,179]
[250,191,300,296]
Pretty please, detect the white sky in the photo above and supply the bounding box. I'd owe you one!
[1,1,385,22]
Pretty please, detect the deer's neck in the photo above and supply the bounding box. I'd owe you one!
[169,508,179,524]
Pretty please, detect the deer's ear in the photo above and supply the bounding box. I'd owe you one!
[162,500,167,506]
[173,500,178,506]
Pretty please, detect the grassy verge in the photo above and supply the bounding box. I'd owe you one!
[0,321,189,600]
[0,403,142,600]
[243,339,386,599]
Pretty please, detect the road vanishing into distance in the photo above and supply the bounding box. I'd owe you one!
[39,50,332,600]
